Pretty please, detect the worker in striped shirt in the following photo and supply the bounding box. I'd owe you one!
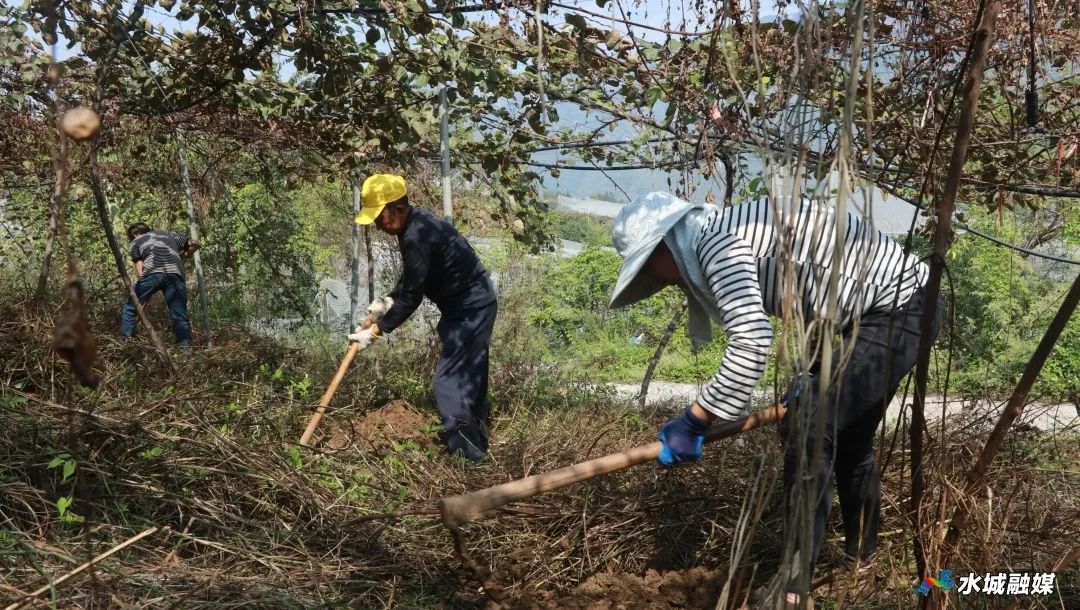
[122,222,200,347]
[609,192,941,608]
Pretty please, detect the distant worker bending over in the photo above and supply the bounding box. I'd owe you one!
[608,192,940,609]
[349,174,498,462]
[122,222,200,347]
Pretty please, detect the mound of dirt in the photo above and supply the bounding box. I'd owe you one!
[325,400,437,452]
[522,567,723,609]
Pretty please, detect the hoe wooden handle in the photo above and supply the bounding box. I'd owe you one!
[298,319,374,446]
[439,404,787,528]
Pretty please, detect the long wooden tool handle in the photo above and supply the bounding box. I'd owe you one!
[298,342,360,446]
[298,319,374,446]
[439,404,787,527]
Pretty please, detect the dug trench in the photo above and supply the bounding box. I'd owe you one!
[324,399,439,453]
[519,566,725,609]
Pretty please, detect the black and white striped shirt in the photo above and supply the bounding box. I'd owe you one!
[130,231,189,278]
[695,198,928,420]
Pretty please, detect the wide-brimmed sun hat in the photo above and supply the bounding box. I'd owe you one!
[609,192,699,308]
[355,174,407,225]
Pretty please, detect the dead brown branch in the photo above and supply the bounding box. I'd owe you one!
[910,0,1003,583]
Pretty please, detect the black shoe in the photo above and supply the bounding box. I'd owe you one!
[448,441,487,463]
[444,424,488,463]
[843,551,877,575]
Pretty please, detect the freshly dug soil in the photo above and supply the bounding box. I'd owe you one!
[325,400,437,452]
[522,567,724,609]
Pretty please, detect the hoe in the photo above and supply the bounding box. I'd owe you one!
[438,404,787,528]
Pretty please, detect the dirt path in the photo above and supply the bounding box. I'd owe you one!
[610,381,1079,433]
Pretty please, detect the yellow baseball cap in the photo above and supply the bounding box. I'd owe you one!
[355,174,408,225]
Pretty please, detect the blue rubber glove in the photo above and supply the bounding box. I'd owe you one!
[658,407,711,467]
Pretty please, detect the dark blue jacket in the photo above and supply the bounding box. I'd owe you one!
[377,207,495,334]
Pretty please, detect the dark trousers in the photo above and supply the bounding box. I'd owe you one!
[780,288,942,577]
[121,273,192,345]
[435,301,497,460]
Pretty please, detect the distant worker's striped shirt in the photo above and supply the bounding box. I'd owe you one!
[695,198,929,420]
[130,231,189,277]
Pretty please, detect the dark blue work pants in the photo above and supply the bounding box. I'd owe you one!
[780,287,942,580]
[435,301,497,461]
[121,273,192,345]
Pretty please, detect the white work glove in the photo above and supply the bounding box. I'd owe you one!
[347,326,380,349]
[365,296,394,321]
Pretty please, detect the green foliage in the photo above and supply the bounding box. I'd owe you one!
[550,212,613,247]
[44,452,85,524]
[46,453,77,484]
[256,362,318,403]
[55,495,83,524]
[287,375,312,400]
[1064,204,1080,250]
[521,245,741,384]
[209,182,329,319]
[1039,319,1079,401]
[0,394,27,410]
[286,446,302,470]
[945,207,1078,399]
[539,246,621,316]
[140,446,164,459]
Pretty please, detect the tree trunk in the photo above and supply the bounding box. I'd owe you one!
[34,60,64,305]
[723,155,735,207]
[638,300,687,410]
[224,225,236,283]
[34,201,59,305]
[89,139,176,372]
[44,100,99,388]
[350,173,362,328]
[909,0,1002,584]
[175,129,212,346]
[440,85,453,222]
[321,288,332,331]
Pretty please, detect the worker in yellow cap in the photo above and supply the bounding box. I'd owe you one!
[349,174,498,462]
